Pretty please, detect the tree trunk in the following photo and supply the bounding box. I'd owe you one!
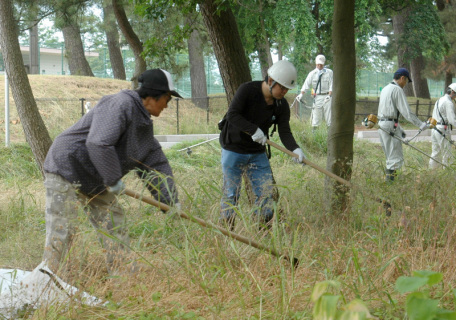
[257,0,272,79]
[29,22,39,74]
[62,23,95,76]
[0,0,52,176]
[410,53,430,99]
[257,39,272,79]
[187,26,208,109]
[325,0,356,215]
[112,0,146,88]
[103,1,126,80]
[199,0,251,104]
[445,70,453,89]
[392,8,414,97]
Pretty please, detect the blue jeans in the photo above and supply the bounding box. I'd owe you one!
[220,149,274,223]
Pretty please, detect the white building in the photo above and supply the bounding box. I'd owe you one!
[0,45,99,75]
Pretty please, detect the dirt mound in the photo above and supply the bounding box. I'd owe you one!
[0,75,130,101]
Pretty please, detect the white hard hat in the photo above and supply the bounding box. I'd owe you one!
[449,83,456,92]
[267,60,297,89]
[315,54,326,65]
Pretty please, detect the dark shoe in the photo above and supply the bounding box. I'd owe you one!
[385,169,396,182]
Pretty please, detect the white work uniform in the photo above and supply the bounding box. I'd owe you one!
[377,81,424,170]
[301,67,333,127]
[429,94,456,169]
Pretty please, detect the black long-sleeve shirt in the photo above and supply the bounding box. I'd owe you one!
[220,81,299,154]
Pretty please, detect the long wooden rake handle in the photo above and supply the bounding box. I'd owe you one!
[266,139,392,215]
[123,188,299,267]
[266,139,353,188]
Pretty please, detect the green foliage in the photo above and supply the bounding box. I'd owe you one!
[395,270,456,320]
[311,280,373,319]
[312,271,456,319]
[403,2,449,62]
[0,144,41,182]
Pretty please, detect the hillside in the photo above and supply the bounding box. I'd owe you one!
[0,75,131,101]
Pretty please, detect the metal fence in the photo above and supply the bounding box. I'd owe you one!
[0,93,444,147]
[1,46,453,99]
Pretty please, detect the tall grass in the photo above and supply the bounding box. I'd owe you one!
[2,91,456,319]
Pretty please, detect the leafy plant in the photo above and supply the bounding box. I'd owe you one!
[311,280,374,320]
[395,270,456,320]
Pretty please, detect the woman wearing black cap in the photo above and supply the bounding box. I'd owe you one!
[42,69,182,275]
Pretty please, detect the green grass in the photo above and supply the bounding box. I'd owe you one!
[2,91,456,319]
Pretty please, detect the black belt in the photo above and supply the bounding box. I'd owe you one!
[379,118,396,121]
[317,92,329,95]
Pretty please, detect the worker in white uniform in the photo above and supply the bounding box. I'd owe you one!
[297,54,333,131]
[378,68,428,182]
[429,83,456,169]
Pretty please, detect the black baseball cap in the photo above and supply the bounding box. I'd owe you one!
[394,68,412,83]
[138,69,183,98]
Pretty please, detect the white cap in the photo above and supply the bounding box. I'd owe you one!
[449,83,456,92]
[315,54,326,65]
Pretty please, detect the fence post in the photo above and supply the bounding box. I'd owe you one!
[427,101,432,118]
[79,98,85,117]
[176,98,180,134]
[415,100,419,117]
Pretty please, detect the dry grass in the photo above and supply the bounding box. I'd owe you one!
[1,76,456,318]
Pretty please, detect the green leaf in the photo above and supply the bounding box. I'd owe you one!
[313,294,340,320]
[396,276,429,294]
[339,310,368,320]
[413,270,443,286]
[311,281,340,302]
[343,299,373,318]
[406,296,438,320]
[435,310,456,320]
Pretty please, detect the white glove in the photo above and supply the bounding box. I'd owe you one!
[252,128,267,145]
[292,148,306,165]
[419,122,428,131]
[107,180,126,195]
[296,93,303,102]
[324,95,331,103]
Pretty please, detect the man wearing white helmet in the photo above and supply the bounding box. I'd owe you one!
[377,68,428,181]
[429,83,456,169]
[297,54,333,131]
[219,60,307,230]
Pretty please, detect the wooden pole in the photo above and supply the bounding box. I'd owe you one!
[123,188,299,267]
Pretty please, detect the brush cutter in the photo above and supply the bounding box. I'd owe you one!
[178,136,219,155]
[362,114,449,169]
[290,96,301,109]
[123,188,299,267]
[265,139,392,215]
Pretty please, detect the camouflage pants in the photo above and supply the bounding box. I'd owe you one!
[43,173,132,274]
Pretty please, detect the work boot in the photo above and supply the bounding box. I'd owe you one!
[385,169,396,182]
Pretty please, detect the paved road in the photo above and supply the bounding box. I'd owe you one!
[156,134,219,149]
[355,129,456,143]
[156,129,456,149]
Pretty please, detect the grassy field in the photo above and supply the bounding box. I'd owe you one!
[0,75,455,319]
